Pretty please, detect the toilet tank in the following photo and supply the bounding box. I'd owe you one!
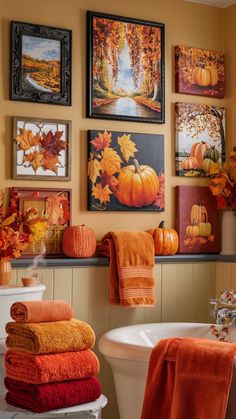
[0,284,46,339]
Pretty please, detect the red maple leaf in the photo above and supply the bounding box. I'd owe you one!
[41,131,67,156]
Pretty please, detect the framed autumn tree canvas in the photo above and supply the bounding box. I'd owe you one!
[175,186,220,254]
[175,103,225,177]
[13,117,71,180]
[88,130,165,211]
[175,45,224,98]
[87,11,165,124]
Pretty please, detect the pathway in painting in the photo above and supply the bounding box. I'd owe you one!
[95,97,158,118]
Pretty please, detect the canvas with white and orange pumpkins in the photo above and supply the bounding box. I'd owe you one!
[175,102,225,177]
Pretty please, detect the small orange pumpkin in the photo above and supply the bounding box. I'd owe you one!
[116,159,159,208]
[148,221,179,255]
[181,156,198,170]
[186,225,200,237]
[62,225,96,258]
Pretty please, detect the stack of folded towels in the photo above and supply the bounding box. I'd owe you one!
[4,300,101,413]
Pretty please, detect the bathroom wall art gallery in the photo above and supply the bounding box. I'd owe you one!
[0,8,232,264]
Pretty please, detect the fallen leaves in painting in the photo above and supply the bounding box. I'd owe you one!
[15,128,67,175]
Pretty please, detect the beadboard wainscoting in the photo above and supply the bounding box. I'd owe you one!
[11,261,222,419]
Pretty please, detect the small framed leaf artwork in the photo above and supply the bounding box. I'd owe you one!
[10,21,71,105]
[175,186,220,254]
[10,187,71,257]
[88,130,165,211]
[175,45,224,98]
[175,103,225,177]
[13,117,71,180]
[87,11,165,124]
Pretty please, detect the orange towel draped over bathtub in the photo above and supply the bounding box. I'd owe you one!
[141,337,236,419]
[98,231,155,307]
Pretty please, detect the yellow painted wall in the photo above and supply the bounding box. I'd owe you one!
[223,3,236,151]
[0,0,225,239]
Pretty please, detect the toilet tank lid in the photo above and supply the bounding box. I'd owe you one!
[0,284,46,296]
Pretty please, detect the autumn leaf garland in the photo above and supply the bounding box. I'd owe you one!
[15,128,67,174]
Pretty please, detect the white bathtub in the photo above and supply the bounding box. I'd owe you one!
[98,322,236,419]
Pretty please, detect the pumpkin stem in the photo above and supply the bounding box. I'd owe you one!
[133,159,141,174]
[158,220,165,229]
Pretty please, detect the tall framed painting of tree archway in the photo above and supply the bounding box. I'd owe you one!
[87,11,165,124]
[175,102,226,177]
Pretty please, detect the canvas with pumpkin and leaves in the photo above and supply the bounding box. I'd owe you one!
[175,102,225,177]
[87,130,164,211]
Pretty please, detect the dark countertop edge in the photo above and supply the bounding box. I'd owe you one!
[11,254,236,268]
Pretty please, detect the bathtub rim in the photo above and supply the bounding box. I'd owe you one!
[98,322,220,362]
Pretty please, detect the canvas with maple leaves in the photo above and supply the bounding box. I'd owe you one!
[13,118,71,180]
[88,130,164,211]
[11,187,71,256]
[175,45,224,98]
[87,11,165,123]
[175,186,220,254]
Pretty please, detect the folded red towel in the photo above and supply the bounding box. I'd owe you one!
[5,376,101,413]
[5,349,100,384]
[10,300,73,323]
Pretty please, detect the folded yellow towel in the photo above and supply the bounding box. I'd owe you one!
[6,319,95,354]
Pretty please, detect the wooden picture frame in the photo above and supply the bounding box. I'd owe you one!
[87,11,165,124]
[175,45,224,98]
[11,187,71,257]
[88,130,165,211]
[10,21,72,105]
[13,117,71,180]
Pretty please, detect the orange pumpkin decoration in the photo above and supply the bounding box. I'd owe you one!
[116,159,159,207]
[62,225,96,258]
[186,225,200,237]
[190,141,211,168]
[181,156,198,170]
[148,221,179,255]
[190,203,208,225]
[193,67,218,87]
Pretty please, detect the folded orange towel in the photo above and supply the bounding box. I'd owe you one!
[6,319,95,354]
[10,300,73,323]
[5,349,100,384]
[141,337,236,419]
[100,231,155,307]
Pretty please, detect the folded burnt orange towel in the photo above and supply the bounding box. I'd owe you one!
[100,231,155,307]
[141,337,236,419]
[6,319,95,354]
[10,300,73,323]
[5,349,100,384]
[5,376,101,413]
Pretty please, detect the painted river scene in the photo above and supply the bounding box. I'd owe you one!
[90,14,164,122]
[21,35,61,93]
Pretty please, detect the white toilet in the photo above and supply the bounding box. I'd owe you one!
[0,284,46,394]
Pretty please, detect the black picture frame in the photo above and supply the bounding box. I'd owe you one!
[87,11,165,124]
[10,21,72,105]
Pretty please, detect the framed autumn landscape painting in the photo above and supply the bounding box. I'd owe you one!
[175,45,224,98]
[175,186,220,254]
[175,103,226,177]
[13,117,71,180]
[10,187,71,257]
[87,11,165,124]
[87,130,165,211]
[10,21,71,105]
